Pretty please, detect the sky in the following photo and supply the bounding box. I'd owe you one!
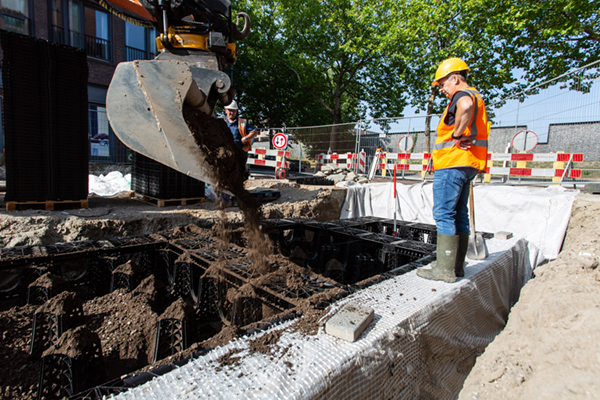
[367,72,600,145]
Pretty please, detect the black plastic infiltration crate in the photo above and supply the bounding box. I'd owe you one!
[0,219,439,399]
[261,218,437,284]
[152,319,191,363]
[131,152,205,199]
[0,236,170,309]
[1,30,88,203]
[38,328,105,399]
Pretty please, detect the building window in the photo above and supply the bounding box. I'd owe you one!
[49,0,111,61]
[124,21,156,61]
[0,0,30,35]
[89,104,111,159]
[49,0,65,43]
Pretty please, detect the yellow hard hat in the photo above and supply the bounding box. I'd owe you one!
[432,58,470,86]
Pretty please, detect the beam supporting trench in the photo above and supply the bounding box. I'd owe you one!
[114,183,577,399]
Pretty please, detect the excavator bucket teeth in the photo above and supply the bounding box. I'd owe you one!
[106,59,232,188]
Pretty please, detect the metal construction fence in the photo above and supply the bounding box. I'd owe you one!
[265,60,600,184]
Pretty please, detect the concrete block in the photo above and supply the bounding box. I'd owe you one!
[325,303,374,342]
[495,231,513,240]
[583,183,600,194]
[326,173,346,182]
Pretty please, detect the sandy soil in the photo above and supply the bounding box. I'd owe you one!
[0,178,346,248]
[459,193,600,399]
[1,168,598,399]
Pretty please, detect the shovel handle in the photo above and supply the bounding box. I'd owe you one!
[469,181,476,233]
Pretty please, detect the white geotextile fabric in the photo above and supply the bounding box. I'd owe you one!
[114,238,543,400]
[338,181,578,260]
[88,172,131,197]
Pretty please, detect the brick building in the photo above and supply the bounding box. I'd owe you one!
[0,0,156,163]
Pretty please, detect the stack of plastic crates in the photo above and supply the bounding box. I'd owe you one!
[1,31,88,204]
[131,151,205,199]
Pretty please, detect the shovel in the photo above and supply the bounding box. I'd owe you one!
[467,181,488,259]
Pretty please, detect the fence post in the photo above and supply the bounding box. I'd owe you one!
[553,151,566,183]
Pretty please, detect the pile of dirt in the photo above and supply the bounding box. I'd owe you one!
[0,181,345,248]
[459,194,600,399]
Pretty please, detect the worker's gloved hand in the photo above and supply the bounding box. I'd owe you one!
[454,137,473,150]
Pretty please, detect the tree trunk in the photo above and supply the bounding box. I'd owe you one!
[424,87,438,153]
[328,96,342,152]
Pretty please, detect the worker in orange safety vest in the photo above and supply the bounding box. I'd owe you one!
[416,57,488,283]
[224,100,258,166]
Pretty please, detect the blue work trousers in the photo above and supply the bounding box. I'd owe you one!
[432,167,479,236]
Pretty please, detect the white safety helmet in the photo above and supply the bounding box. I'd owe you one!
[224,100,238,110]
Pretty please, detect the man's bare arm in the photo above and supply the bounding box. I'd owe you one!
[452,96,474,149]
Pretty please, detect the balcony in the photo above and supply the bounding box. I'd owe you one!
[0,13,29,35]
[125,46,156,61]
[50,25,64,44]
[70,31,111,61]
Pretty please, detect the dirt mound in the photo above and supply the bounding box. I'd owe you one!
[459,194,600,399]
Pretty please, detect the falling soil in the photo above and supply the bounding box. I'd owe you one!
[182,106,262,235]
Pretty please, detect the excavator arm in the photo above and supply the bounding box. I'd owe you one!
[105,0,250,187]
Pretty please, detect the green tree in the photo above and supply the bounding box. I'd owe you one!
[356,0,524,152]
[232,0,408,152]
[357,0,599,151]
[476,0,600,86]
[231,0,331,129]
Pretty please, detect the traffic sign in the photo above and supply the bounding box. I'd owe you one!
[272,132,288,150]
[512,129,538,152]
[398,135,414,153]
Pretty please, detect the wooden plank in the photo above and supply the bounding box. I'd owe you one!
[138,195,205,208]
[6,199,88,212]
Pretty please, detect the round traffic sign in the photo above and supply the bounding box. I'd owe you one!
[272,132,288,149]
[511,130,538,152]
[398,135,414,153]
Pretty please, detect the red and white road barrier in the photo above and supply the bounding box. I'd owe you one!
[487,153,584,162]
[246,148,289,168]
[485,152,584,181]
[315,152,360,169]
[358,150,367,174]
[373,153,433,174]
[484,166,582,178]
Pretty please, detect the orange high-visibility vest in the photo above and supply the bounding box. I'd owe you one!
[238,117,251,152]
[225,117,252,152]
[433,88,488,171]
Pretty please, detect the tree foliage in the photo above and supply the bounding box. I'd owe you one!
[231,0,599,152]
[475,0,600,86]
[231,0,408,150]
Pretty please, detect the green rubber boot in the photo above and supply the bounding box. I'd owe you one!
[417,234,459,283]
[455,232,469,278]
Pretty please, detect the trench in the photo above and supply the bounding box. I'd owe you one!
[0,217,441,399]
